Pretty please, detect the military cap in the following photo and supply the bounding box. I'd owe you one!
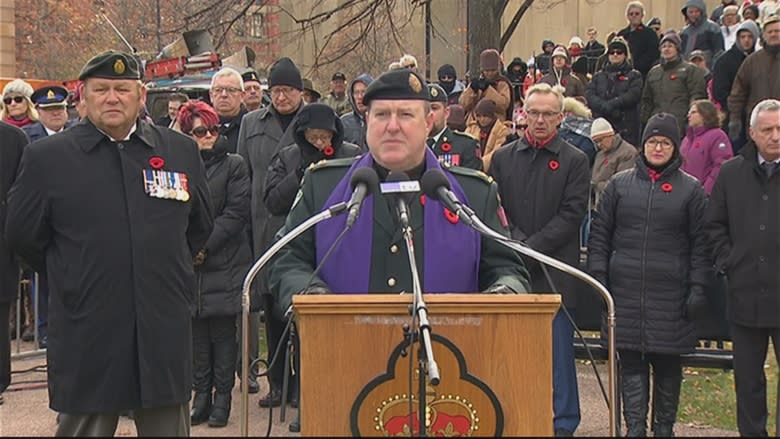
[362,68,429,106]
[31,85,69,108]
[302,78,321,100]
[427,84,447,103]
[331,72,347,81]
[242,69,261,84]
[78,50,141,81]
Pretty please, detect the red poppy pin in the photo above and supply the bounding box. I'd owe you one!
[440,142,452,152]
[561,78,569,86]
[670,73,677,80]
[323,145,335,157]
[444,208,459,224]
[694,141,701,148]
[661,182,673,193]
[602,158,609,166]
[149,156,165,169]
[548,159,560,171]
[419,194,426,206]
[618,75,627,81]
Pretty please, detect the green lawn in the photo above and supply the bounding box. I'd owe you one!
[678,344,777,434]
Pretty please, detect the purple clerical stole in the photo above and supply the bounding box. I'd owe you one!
[315,149,481,293]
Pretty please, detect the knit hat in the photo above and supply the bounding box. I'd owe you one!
[268,57,303,90]
[295,103,338,134]
[474,98,496,117]
[437,64,457,80]
[568,36,584,48]
[764,13,780,28]
[659,31,682,50]
[590,117,615,138]
[647,17,661,27]
[689,50,706,62]
[479,49,501,71]
[447,104,467,131]
[2,79,34,98]
[722,5,739,17]
[551,45,569,61]
[608,36,630,54]
[641,113,680,149]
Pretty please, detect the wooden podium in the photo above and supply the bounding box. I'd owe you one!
[293,294,560,436]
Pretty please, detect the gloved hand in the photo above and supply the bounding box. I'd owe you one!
[193,248,207,266]
[684,285,709,321]
[478,78,491,91]
[728,119,743,142]
[485,284,516,294]
[469,80,481,91]
[301,285,331,295]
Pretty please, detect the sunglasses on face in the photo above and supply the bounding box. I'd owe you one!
[3,96,25,105]
[608,50,625,55]
[190,126,220,138]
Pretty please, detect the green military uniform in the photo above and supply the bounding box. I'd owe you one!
[269,158,530,314]
[428,84,483,171]
[429,127,483,170]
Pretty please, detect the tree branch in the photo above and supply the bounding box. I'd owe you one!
[500,0,535,52]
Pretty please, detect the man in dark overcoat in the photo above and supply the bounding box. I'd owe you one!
[5,50,213,436]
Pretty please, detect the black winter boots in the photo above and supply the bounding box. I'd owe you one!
[190,392,212,426]
[208,392,231,427]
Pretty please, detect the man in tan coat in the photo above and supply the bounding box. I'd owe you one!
[590,117,637,204]
[459,49,512,123]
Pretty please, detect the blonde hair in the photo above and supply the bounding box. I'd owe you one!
[525,83,565,113]
[388,61,403,71]
[0,98,38,122]
[400,54,418,69]
[626,1,644,16]
[1,78,39,121]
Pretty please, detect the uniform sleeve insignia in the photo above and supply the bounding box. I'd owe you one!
[114,58,126,74]
[409,74,422,93]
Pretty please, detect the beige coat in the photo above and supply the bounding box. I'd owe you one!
[466,120,510,172]
[591,134,637,204]
[459,80,512,123]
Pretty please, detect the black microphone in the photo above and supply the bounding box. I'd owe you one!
[346,167,380,228]
[383,172,417,227]
[420,168,475,226]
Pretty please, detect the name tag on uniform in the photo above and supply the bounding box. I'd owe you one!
[143,169,190,202]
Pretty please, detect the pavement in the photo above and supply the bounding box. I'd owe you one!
[0,341,739,437]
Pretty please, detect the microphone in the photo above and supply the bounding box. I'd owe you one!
[382,172,418,228]
[346,167,380,228]
[420,168,475,226]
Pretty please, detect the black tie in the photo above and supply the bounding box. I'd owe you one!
[761,161,777,178]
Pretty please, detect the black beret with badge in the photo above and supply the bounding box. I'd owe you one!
[427,84,447,103]
[242,69,261,84]
[78,50,141,81]
[362,68,429,106]
[31,85,69,108]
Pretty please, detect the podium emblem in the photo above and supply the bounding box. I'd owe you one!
[350,334,504,436]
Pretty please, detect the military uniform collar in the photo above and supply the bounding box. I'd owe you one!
[78,118,156,152]
[430,126,447,144]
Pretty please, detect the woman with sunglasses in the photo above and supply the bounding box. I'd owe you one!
[1,79,39,129]
[585,37,643,147]
[176,100,251,428]
[588,113,711,437]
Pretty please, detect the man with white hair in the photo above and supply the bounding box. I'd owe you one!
[210,67,247,153]
[705,98,780,437]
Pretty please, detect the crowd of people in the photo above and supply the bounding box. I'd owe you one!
[0,0,778,437]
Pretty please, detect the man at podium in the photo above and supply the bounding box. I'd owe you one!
[268,68,530,315]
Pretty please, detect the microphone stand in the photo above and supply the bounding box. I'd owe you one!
[239,201,347,437]
[456,205,619,437]
[399,219,440,437]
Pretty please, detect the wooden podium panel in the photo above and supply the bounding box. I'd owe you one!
[293,294,560,436]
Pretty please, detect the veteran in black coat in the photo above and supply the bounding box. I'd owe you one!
[4,51,213,434]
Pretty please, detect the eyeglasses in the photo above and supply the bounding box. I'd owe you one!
[608,50,625,56]
[516,124,528,130]
[645,139,674,150]
[526,109,560,119]
[212,86,242,95]
[3,96,25,105]
[270,86,297,97]
[190,126,220,138]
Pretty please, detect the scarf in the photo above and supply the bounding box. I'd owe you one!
[525,128,557,149]
[315,149,481,293]
[3,116,33,128]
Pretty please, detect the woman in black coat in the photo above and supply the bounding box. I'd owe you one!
[585,37,643,146]
[0,122,27,405]
[178,101,251,428]
[587,113,711,437]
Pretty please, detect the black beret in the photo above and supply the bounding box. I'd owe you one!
[362,69,429,106]
[31,85,69,108]
[242,70,261,84]
[78,50,141,81]
[427,84,447,103]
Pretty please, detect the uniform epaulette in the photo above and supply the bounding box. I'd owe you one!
[307,156,359,172]
[446,165,494,184]
[453,130,479,141]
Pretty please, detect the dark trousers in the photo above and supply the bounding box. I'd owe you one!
[192,316,237,394]
[0,302,10,393]
[619,349,682,436]
[730,323,780,437]
[261,294,297,400]
[553,308,580,433]
[34,273,49,338]
[56,403,189,436]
